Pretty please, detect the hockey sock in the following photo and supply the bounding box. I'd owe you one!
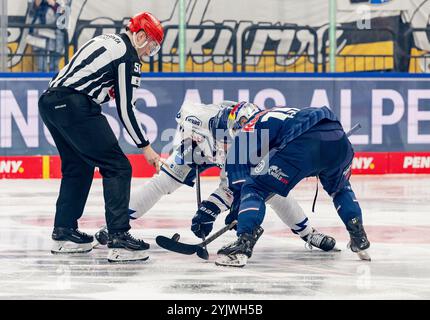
[129,171,183,219]
[267,195,312,237]
[332,182,363,227]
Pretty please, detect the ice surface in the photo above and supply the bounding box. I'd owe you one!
[1,175,429,299]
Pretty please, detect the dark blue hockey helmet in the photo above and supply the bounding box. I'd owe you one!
[211,100,261,145]
[211,101,237,144]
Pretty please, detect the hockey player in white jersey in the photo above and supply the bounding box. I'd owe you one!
[95,101,337,252]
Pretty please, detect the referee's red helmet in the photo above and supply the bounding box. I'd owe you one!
[128,12,164,45]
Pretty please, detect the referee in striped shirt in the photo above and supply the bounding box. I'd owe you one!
[38,12,163,262]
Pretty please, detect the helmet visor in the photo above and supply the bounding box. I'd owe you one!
[143,38,161,57]
[134,32,161,57]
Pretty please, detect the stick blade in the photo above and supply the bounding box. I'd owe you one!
[196,246,209,260]
[155,236,198,255]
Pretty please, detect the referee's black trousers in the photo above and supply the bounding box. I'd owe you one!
[38,88,131,233]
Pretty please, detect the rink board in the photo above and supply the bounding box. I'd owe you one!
[0,73,429,178]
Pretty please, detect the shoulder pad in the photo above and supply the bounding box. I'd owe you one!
[176,101,223,132]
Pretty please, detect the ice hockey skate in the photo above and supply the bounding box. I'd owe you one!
[302,228,339,252]
[51,227,94,254]
[215,227,264,267]
[107,231,150,263]
[346,217,371,261]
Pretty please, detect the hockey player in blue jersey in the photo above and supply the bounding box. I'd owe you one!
[215,103,370,267]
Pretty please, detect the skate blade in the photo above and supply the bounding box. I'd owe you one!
[304,244,341,252]
[356,250,371,261]
[51,241,93,254]
[92,241,105,249]
[347,242,371,261]
[215,254,247,268]
[107,248,149,263]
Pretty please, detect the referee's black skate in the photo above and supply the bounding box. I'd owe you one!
[347,217,371,261]
[302,229,338,252]
[215,226,264,267]
[51,227,94,254]
[107,231,149,262]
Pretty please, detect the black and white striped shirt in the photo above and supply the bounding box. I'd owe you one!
[49,33,149,148]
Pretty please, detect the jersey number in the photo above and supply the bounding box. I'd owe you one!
[134,63,141,73]
[261,107,299,122]
[243,107,299,132]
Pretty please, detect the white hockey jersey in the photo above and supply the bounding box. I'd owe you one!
[175,101,231,165]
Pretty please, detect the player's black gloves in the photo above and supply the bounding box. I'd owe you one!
[191,201,220,238]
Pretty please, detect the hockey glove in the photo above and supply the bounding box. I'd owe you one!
[191,201,221,238]
[191,201,220,238]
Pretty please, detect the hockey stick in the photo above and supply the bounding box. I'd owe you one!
[346,123,361,137]
[163,165,203,242]
[195,165,202,206]
[195,165,209,259]
[157,165,212,259]
[156,220,237,258]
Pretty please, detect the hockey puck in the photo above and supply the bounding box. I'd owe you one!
[95,229,109,246]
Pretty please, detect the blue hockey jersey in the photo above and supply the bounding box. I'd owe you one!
[225,106,340,193]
